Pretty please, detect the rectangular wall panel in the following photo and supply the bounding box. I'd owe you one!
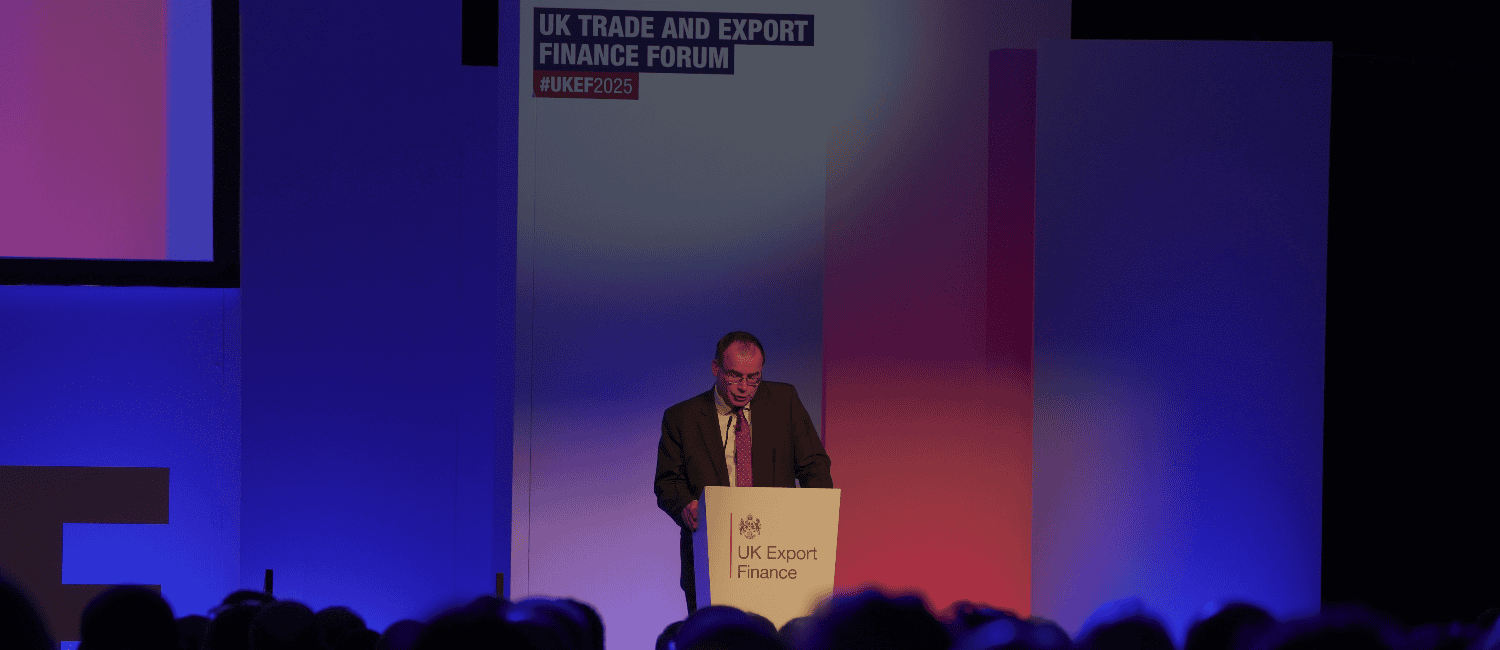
[0,286,241,637]
[1033,39,1330,640]
[240,1,506,631]
[514,6,829,647]
[515,5,1068,646]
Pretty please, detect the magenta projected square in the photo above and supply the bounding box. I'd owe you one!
[1,1,168,260]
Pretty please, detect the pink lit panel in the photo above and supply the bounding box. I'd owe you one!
[1,1,168,260]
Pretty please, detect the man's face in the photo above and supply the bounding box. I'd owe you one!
[712,341,764,408]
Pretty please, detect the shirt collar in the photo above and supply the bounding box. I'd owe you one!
[713,386,750,417]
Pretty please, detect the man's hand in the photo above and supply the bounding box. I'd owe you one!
[681,500,700,532]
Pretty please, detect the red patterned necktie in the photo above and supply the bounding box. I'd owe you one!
[734,408,752,487]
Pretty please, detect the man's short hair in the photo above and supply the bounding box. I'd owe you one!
[715,332,764,366]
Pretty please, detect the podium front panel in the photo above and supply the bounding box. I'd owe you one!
[693,486,840,628]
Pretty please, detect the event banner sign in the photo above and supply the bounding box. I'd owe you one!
[693,486,841,628]
[532,7,814,99]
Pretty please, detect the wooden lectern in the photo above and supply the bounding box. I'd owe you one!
[692,486,841,628]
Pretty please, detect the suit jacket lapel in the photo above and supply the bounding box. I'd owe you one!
[697,390,729,486]
[748,387,769,487]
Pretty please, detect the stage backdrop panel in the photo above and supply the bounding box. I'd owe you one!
[0,286,241,637]
[516,2,1068,646]
[515,5,828,647]
[1033,39,1329,640]
[240,1,511,631]
[822,31,1055,616]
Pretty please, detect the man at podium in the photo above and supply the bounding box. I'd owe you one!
[654,331,835,613]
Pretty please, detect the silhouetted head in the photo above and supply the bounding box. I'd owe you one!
[506,597,594,649]
[948,614,1070,650]
[942,601,1019,648]
[0,570,54,650]
[415,598,527,650]
[248,601,318,650]
[374,620,426,650]
[805,589,950,650]
[956,617,1059,650]
[1025,617,1071,650]
[1187,602,1275,650]
[1073,597,1173,650]
[945,601,1017,629]
[205,605,261,650]
[79,585,177,650]
[315,606,368,648]
[778,617,814,650]
[1076,615,1173,650]
[658,620,686,650]
[334,628,381,650]
[559,599,604,650]
[1255,623,1393,650]
[1251,603,1399,650]
[213,590,275,614]
[674,605,784,650]
[1404,621,1483,650]
[177,615,211,650]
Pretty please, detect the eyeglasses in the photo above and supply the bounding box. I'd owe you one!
[722,372,761,387]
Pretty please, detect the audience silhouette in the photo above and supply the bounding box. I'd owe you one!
[313,606,368,650]
[79,585,178,650]
[204,605,263,650]
[373,620,424,650]
[3,570,1499,650]
[177,615,210,650]
[1,569,55,650]
[800,589,950,650]
[672,604,784,650]
[248,600,322,650]
[1185,602,1274,650]
[412,595,528,649]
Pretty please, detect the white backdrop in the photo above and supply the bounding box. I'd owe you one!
[514,2,1069,646]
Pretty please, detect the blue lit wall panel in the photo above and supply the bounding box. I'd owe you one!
[0,286,241,631]
[1033,39,1329,640]
[239,0,510,631]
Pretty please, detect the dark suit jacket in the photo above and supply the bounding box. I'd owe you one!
[654,381,834,525]
[654,381,834,598]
